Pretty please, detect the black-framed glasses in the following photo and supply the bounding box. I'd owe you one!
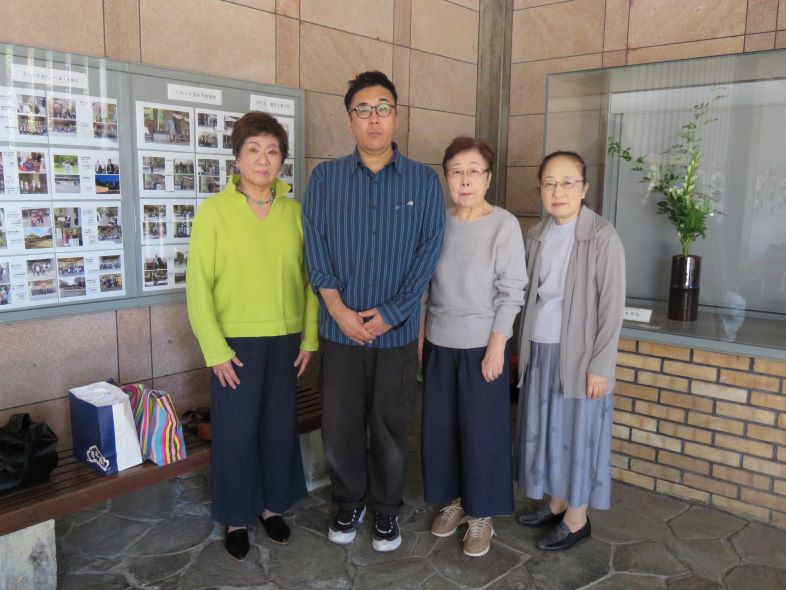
[540,178,584,191]
[350,103,397,119]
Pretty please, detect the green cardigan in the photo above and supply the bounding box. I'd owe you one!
[186,176,319,366]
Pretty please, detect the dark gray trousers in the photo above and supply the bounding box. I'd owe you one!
[211,334,307,526]
[320,338,418,516]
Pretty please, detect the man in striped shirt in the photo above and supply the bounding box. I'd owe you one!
[303,71,445,552]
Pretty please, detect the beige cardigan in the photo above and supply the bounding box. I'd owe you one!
[517,206,626,399]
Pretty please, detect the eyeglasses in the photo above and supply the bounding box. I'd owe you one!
[446,167,488,180]
[350,103,396,119]
[540,178,584,191]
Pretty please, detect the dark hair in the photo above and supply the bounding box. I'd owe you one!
[538,150,587,182]
[442,136,495,175]
[231,111,288,160]
[344,71,398,112]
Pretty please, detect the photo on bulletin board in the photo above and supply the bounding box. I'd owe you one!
[16,149,49,195]
[195,108,240,155]
[275,117,294,156]
[197,157,221,197]
[15,90,48,140]
[136,101,195,152]
[46,93,119,147]
[138,151,196,197]
[49,149,121,198]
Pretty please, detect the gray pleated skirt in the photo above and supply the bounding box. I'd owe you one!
[515,341,614,510]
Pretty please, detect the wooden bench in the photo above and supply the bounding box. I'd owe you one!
[0,385,321,537]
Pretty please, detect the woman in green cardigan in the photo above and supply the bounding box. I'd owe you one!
[186,111,318,561]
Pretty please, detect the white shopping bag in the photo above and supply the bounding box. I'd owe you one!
[69,382,143,475]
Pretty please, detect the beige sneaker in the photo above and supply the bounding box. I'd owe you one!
[431,499,466,537]
[463,517,495,557]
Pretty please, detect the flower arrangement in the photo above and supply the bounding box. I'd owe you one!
[607,90,726,256]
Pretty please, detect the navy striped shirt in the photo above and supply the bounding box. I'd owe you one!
[303,146,445,348]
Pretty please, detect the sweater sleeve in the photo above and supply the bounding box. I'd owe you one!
[185,202,235,367]
[491,214,528,337]
[587,227,626,380]
[301,275,320,352]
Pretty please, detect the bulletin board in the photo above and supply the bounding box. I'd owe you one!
[0,44,305,322]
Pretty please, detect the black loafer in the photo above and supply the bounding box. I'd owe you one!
[517,505,566,526]
[224,527,250,560]
[260,514,290,545]
[536,518,591,551]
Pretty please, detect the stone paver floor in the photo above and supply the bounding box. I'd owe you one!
[57,422,786,590]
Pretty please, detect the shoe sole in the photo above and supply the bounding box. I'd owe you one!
[463,545,490,557]
[372,535,402,552]
[328,508,366,545]
[328,528,358,544]
[537,532,591,552]
[431,516,468,537]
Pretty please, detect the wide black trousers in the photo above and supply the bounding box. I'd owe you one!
[320,338,419,516]
[210,334,307,526]
[421,340,514,518]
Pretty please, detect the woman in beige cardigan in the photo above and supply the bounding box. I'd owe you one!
[515,151,626,551]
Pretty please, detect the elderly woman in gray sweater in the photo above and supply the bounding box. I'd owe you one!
[515,150,625,552]
[420,136,527,558]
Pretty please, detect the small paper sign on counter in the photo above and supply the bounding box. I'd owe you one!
[624,307,653,323]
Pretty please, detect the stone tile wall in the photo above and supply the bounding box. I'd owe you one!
[0,0,479,446]
[613,339,786,527]
[508,0,786,233]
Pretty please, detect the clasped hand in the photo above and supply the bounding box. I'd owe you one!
[334,305,391,345]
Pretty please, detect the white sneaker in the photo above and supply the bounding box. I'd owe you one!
[328,506,366,544]
[371,513,401,552]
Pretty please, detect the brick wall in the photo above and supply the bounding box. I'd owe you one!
[612,338,786,527]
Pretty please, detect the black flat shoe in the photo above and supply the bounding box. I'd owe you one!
[517,505,567,526]
[260,514,290,544]
[224,527,250,561]
[536,518,591,551]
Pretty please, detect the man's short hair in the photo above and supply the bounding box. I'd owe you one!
[230,111,288,160]
[344,71,398,112]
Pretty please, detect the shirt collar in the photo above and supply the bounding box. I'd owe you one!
[350,142,404,176]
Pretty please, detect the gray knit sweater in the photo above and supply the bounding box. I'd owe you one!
[425,206,527,349]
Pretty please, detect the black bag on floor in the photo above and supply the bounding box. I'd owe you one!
[0,413,59,492]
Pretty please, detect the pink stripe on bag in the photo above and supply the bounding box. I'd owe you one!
[121,384,186,465]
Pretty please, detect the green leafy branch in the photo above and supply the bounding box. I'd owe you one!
[608,90,726,256]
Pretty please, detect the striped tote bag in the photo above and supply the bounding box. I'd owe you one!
[121,384,186,465]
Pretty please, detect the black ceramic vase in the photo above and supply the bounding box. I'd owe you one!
[668,255,701,321]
